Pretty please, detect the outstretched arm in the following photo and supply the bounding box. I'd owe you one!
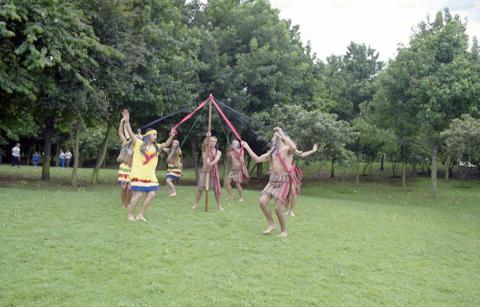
[118,119,127,144]
[296,144,319,158]
[241,141,270,163]
[158,128,177,149]
[121,109,140,145]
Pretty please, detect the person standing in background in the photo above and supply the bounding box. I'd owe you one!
[32,152,41,167]
[11,143,21,168]
[59,150,66,169]
[65,150,72,168]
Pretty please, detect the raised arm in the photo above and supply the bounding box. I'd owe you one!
[118,119,127,144]
[158,128,177,149]
[296,144,319,158]
[241,141,270,163]
[274,129,297,152]
[122,109,140,145]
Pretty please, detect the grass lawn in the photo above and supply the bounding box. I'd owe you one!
[0,165,479,305]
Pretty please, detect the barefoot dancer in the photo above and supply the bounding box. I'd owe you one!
[163,139,182,197]
[122,109,176,222]
[284,144,319,217]
[117,118,134,208]
[193,133,223,211]
[241,127,301,237]
[226,139,249,202]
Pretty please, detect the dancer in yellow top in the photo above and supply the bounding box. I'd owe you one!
[121,109,176,222]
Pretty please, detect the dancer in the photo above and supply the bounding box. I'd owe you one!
[122,109,176,221]
[163,139,183,197]
[241,127,301,237]
[192,133,223,211]
[226,139,249,202]
[117,118,134,208]
[283,144,319,217]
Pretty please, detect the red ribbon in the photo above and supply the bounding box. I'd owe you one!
[211,97,242,142]
[172,96,211,131]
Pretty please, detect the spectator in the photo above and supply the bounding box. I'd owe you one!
[65,150,72,168]
[32,152,41,167]
[11,143,21,168]
[59,150,66,169]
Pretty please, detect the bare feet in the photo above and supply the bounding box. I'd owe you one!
[289,211,296,217]
[284,210,290,216]
[279,231,288,237]
[192,204,199,210]
[239,198,244,202]
[128,214,136,221]
[168,193,177,197]
[218,205,224,211]
[135,214,148,222]
[262,225,276,234]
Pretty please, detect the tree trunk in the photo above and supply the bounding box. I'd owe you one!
[256,163,263,178]
[355,159,360,187]
[330,159,335,178]
[402,160,407,190]
[41,117,55,181]
[392,160,397,177]
[249,160,257,176]
[191,140,199,183]
[431,145,438,199]
[362,160,370,176]
[444,155,451,180]
[91,119,114,185]
[380,154,384,170]
[71,120,81,187]
[26,145,33,166]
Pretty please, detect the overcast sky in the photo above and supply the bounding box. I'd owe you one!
[269,0,480,61]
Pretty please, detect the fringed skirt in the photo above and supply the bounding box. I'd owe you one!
[197,169,222,196]
[262,172,301,204]
[228,165,249,184]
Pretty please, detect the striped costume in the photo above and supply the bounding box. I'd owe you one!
[165,148,183,180]
[117,162,131,184]
[129,140,160,192]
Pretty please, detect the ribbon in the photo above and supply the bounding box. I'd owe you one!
[172,97,211,131]
[211,98,242,142]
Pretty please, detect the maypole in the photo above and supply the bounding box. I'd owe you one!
[205,94,213,212]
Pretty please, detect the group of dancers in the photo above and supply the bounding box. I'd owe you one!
[117,109,318,237]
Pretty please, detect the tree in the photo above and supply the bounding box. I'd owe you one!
[441,114,480,185]
[371,9,480,197]
[0,0,110,180]
[325,42,383,121]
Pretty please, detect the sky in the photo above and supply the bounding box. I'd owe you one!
[269,0,480,61]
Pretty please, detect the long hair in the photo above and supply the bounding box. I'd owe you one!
[202,136,218,155]
[140,129,159,157]
[167,140,181,164]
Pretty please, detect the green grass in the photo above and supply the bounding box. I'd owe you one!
[0,166,479,305]
[0,165,197,185]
